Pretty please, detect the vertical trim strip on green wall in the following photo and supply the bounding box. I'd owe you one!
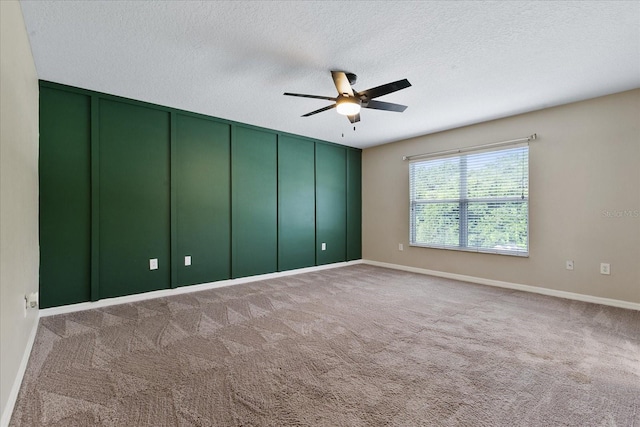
[314,142,318,266]
[229,124,236,279]
[314,142,317,265]
[275,134,280,271]
[90,96,100,301]
[170,112,178,288]
[345,149,350,257]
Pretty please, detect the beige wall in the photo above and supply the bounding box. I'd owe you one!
[0,0,40,420]
[363,89,640,304]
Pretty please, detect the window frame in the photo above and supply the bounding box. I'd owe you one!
[409,145,529,257]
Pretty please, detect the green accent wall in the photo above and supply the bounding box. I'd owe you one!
[39,87,91,308]
[98,100,171,298]
[347,149,362,261]
[278,136,316,271]
[316,144,347,265]
[232,127,278,277]
[38,81,362,307]
[175,114,231,286]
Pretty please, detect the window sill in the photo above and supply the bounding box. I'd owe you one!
[409,243,529,258]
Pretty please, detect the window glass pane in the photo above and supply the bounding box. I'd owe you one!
[410,158,460,201]
[467,201,528,253]
[467,147,528,199]
[413,203,459,247]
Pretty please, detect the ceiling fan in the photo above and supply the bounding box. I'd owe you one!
[284,71,411,123]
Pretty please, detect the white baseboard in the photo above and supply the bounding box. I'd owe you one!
[363,260,640,311]
[40,260,364,317]
[1,316,39,427]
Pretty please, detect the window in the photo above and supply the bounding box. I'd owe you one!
[410,145,529,256]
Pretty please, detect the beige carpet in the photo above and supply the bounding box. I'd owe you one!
[10,265,640,426]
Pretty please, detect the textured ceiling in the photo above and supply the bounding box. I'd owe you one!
[20,1,640,148]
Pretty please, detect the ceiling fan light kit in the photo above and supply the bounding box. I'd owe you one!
[284,71,411,123]
[335,95,361,116]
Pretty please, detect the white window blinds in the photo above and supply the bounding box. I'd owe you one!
[409,145,529,256]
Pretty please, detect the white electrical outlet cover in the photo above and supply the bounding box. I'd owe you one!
[185,256,191,266]
[321,243,326,251]
[566,260,573,270]
[27,292,39,308]
[600,263,610,275]
[399,243,404,251]
[150,258,158,270]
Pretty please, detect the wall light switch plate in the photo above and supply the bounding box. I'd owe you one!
[150,258,158,270]
[600,263,610,275]
[185,256,191,266]
[566,260,574,270]
[321,243,326,251]
[399,243,404,251]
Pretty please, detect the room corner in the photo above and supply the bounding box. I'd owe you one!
[0,1,40,424]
